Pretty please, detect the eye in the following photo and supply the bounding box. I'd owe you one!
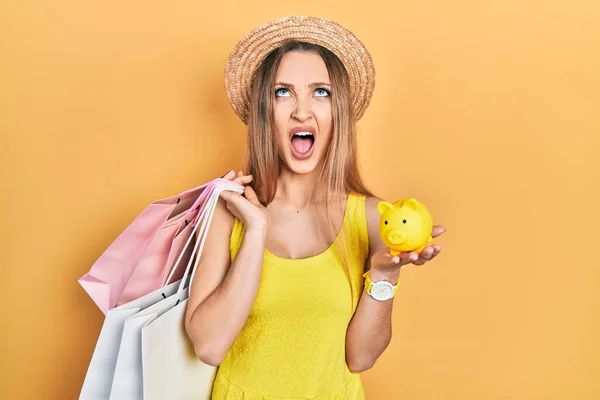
[315,88,330,97]
[403,219,407,224]
[275,88,291,97]
[384,221,388,225]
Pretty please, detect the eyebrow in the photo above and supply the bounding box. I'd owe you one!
[275,81,332,88]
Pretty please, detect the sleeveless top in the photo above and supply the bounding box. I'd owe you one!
[210,192,370,400]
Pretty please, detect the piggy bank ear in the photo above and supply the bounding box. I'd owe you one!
[401,198,420,212]
[376,201,394,215]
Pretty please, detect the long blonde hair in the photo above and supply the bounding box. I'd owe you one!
[245,40,374,305]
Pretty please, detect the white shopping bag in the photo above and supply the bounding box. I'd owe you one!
[79,279,181,400]
[108,281,189,399]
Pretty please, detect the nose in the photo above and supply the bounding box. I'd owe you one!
[386,231,406,245]
[291,96,312,122]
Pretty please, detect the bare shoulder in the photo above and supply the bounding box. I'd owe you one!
[364,196,388,270]
[364,196,384,241]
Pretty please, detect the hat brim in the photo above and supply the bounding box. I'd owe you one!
[224,16,376,125]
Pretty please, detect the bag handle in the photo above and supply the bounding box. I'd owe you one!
[184,178,236,225]
[164,180,244,292]
[184,182,242,293]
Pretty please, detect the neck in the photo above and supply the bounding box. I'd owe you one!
[275,164,323,208]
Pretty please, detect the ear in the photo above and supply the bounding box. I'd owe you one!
[401,198,420,212]
[376,201,394,216]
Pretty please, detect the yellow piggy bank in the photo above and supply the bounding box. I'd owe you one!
[377,198,433,255]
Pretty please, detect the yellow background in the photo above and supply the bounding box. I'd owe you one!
[1,0,599,399]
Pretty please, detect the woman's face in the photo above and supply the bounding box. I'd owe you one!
[272,51,333,175]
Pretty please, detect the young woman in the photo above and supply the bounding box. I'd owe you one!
[184,16,445,399]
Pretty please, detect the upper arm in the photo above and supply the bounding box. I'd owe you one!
[184,197,234,327]
[364,196,389,273]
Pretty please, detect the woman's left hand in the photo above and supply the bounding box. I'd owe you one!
[402,224,446,266]
[370,225,446,274]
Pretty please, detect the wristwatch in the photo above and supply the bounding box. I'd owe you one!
[363,270,398,301]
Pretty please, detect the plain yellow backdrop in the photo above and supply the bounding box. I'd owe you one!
[1,0,599,399]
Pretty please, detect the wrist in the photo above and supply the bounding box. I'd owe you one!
[363,269,399,302]
[367,268,400,285]
[245,221,268,238]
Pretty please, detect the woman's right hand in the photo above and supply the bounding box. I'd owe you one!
[219,170,270,231]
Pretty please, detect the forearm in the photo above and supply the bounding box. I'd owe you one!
[187,225,267,364]
[345,268,401,372]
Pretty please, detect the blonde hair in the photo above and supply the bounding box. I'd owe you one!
[245,40,374,306]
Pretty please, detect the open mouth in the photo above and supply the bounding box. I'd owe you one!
[290,131,315,159]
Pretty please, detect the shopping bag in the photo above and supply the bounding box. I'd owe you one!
[78,178,228,314]
[114,207,198,307]
[79,279,181,400]
[141,181,243,400]
[79,178,237,400]
[108,281,190,399]
[117,178,235,306]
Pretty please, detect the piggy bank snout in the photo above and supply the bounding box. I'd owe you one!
[386,231,406,245]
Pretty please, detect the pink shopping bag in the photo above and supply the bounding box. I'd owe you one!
[79,178,229,314]
[114,207,198,307]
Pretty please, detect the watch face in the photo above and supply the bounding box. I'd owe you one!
[371,282,394,301]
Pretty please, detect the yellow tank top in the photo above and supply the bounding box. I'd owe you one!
[210,192,370,400]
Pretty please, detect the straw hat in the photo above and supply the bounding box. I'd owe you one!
[223,16,376,125]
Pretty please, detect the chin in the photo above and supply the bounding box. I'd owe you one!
[282,153,324,175]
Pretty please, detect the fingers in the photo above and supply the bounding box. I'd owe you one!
[221,170,245,179]
[399,251,419,266]
[412,245,442,266]
[432,225,446,238]
[233,174,253,185]
[219,189,238,202]
[372,252,401,268]
[219,172,262,208]
[412,247,432,266]
[221,169,253,185]
[243,185,263,207]
[372,241,444,270]
[411,224,444,266]
[221,169,236,179]
[373,250,418,267]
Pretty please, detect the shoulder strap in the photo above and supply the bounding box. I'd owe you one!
[345,192,370,261]
[229,218,245,261]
